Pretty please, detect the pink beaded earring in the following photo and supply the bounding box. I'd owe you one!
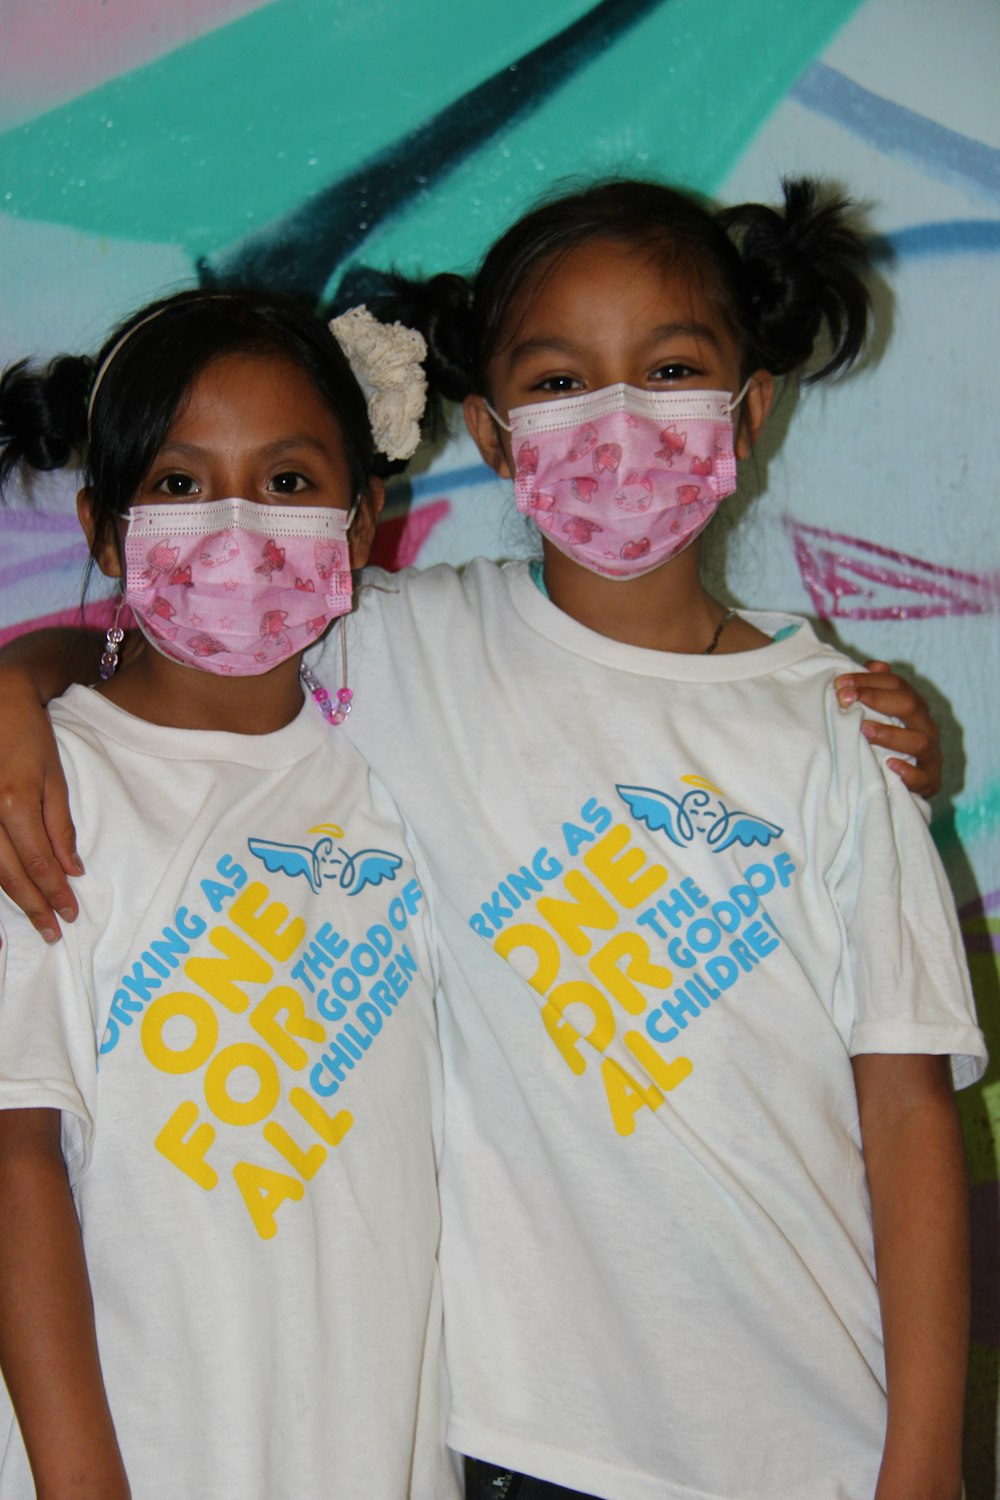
[99,596,126,680]
[299,623,353,726]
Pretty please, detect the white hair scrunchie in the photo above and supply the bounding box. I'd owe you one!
[328,305,428,462]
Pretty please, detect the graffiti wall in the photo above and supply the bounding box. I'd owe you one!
[1,0,998,1487]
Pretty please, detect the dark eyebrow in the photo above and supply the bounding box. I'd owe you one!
[507,334,586,367]
[154,436,334,461]
[507,322,722,368]
[647,321,722,349]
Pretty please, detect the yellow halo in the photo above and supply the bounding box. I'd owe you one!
[680,774,723,794]
[309,823,345,838]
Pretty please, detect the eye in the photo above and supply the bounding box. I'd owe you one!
[154,472,199,497]
[267,471,310,495]
[649,361,701,384]
[534,374,583,395]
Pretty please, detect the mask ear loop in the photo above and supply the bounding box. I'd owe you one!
[725,376,755,413]
[483,400,512,434]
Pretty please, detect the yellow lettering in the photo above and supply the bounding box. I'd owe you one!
[541,980,615,1075]
[184,928,273,1014]
[250,985,325,1068]
[263,1120,326,1180]
[536,870,618,955]
[154,1100,217,1189]
[494,923,562,994]
[623,1030,693,1092]
[584,824,667,908]
[204,1043,280,1126]
[142,991,218,1074]
[589,932,672,1016]
[233,1159,304,1240]
[601,1057,664,1136]
[289,1088,353,1147]
[229,882,305,962]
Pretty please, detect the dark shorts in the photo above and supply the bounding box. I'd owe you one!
[469,1459,601,1500]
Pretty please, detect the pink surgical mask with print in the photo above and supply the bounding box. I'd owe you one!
[491,381,750,579]
[123,496,356,675]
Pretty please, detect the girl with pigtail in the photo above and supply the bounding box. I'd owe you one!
[0,290,459,1499]
[334,177,983,1500]
[0,178,983,1499]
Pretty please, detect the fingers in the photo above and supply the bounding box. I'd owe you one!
[834,665,943,799]
[0,776,81,943]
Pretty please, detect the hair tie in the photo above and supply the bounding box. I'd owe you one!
[328,306,428,461]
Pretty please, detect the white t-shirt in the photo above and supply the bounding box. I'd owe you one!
[0,686,459,1500]
[313,558,985,1500]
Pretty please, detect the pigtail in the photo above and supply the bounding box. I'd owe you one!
[718,178,872,382]
[369,272,479,405]
[0,354,93,497]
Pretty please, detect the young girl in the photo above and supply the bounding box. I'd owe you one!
[0,291,459,1499]
[0,182,980,1500]
[326,179,982,1500]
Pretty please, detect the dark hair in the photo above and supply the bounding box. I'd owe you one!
[0,288,381,562]
[381,176,872,404]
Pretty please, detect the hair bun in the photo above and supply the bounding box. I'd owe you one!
[0,355,93,493]
[719,177,872,381]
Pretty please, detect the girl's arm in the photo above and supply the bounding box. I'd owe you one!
[0,1107,130,1499]
[0,630,942,938]
[851,1053,968,1500]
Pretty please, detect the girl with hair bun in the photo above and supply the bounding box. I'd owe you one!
[0,179,983,1499]
[0,289,458,1499]
[332,177,980,1499]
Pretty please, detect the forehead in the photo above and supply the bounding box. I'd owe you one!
[498,237,737,357]
[166,352,338,440]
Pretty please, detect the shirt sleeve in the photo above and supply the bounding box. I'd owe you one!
[835,758,986,1090]
[0,901,98,1177]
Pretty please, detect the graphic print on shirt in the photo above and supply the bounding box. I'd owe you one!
[466,774,798,1138]
[98,818,427,1240]
[248,825,403,894]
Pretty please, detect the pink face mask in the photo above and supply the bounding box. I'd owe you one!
[123,497,356,676]
[497,383,748,579]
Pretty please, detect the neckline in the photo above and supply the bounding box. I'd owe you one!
[508,560,816,681]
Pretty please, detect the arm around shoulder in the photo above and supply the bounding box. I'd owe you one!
[0,629,98,940]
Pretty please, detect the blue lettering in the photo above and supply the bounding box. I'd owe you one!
[120,963,163,1004]
[508,866,544,903]
[148,927,190,970]
[356,1002,383,1037]
[562,821,595,857]
[686,918,722,955]
[316,987,346,1023]
[580,798,612,833]
[745,919,779,958]
[216,854,247,889]
[176,907,207,940]
[200,878,235,912]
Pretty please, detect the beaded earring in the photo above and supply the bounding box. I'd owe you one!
[299,622,353,726]
[99,597,126,681]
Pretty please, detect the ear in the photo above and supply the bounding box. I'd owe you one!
[77,488,123,579]
[348,478,385,570]
[734,370,774,460]
[463,394,513,480]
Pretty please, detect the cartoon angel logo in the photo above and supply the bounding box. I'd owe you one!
[616,775,783,853]
[247,824,403,895]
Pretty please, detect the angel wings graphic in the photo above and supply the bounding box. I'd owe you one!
[616,777,783,853]
[247,829,403,895]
